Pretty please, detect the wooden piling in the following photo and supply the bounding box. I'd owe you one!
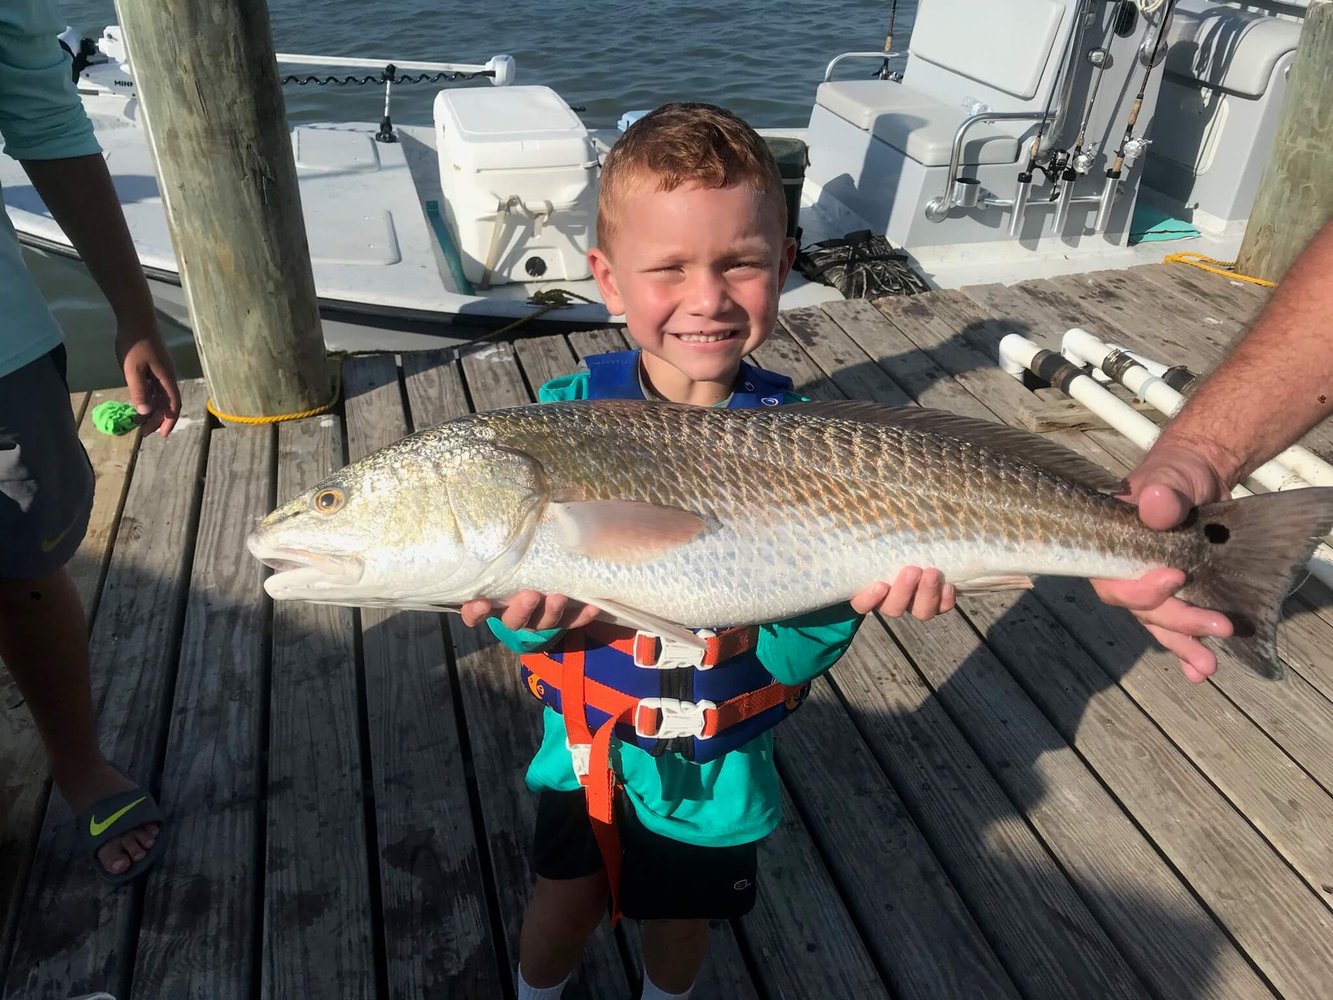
[113,0,332,417]
[1235,0,1333,282]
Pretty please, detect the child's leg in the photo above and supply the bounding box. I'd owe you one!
[0,568,159,875]
[518,872,610,988]
[520,789,611,992]
[641,918,710,995]
[0,348,159,878]
[619,803,760,999]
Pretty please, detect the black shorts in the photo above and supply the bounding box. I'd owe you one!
[0,346,95,579]
[532,789,759,920]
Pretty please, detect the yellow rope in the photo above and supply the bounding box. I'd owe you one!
[206,365,343,425]
[1163,251,1276,287]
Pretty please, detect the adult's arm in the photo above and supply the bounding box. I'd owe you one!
[1094,218,1333,680]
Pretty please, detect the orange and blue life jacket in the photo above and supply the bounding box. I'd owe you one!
[520,348,808,761]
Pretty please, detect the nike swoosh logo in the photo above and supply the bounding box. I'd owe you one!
[40,521,77,553]
[89,796,148,838]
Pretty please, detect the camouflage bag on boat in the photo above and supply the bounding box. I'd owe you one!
[795,229,930,299]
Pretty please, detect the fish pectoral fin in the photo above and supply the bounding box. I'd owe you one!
[547,500,709,565]
[951,573,1035,593]
[581,598,708,651]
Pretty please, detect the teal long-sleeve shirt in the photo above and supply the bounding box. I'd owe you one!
[0,1,102,378]
[488,366,864,847]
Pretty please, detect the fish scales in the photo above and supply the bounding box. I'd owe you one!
[456,402,1194,620]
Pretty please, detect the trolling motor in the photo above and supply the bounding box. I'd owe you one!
[56,26,101,82]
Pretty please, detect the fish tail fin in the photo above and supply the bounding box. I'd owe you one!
[1180,487,1333,679]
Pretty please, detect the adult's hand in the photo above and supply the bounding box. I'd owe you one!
[1090,440,1235,682]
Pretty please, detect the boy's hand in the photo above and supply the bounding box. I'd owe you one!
[115,321,180,439]
[1090,441,1234,683]
[853,566,956,621]
[460,591,602,632]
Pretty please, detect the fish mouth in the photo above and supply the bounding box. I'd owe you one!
[246,534,364,595]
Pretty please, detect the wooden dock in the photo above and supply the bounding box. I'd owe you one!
[3,263,1332,1000]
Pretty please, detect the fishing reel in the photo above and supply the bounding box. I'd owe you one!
[1121,136,1152,164]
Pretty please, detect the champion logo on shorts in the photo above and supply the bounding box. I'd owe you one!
[733,878,752,891]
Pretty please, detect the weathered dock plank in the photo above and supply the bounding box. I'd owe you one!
[69,387,141,617]
[264,413,378,1000]
[343,356,503,998]
[132,424,272,997]
[741,784,891,1000]
[775,680,1021,1000]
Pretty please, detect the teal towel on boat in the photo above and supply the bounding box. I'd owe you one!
[1129,202,1200,245]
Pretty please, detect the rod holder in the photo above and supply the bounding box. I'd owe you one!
[1095,170,1121,232]
[1051,169,1077,235]
[953,177,981,209]
[1008,172,1033,236]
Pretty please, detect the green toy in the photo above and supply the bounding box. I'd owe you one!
[91,400,139,436]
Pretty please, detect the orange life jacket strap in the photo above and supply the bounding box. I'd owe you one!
[583,621,760,669]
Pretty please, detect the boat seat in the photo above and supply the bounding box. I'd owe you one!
[1164,3,1301,98]
[814,80,1020,168]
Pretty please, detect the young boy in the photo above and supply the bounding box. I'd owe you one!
[460,103,952,1000]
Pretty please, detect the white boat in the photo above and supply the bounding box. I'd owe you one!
[0,0,1306,353]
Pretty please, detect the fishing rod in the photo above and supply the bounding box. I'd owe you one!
[1068,1,1127,175]
[1005,0,1097,235]
[1093,0,1176,230]
[877,0,901,80]
[1108,0,1176,176]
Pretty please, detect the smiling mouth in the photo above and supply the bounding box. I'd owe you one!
[672,330,739,343]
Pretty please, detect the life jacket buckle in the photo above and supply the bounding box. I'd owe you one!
[632,628,717,670]
[634,698,716,740]
[567,739,592,779]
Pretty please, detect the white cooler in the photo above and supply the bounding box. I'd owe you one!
[434,85,599,286]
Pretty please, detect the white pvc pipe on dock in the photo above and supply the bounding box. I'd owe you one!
[998,333,1333,589]
[1060,328,1315,493]
[1062,330,1333,489]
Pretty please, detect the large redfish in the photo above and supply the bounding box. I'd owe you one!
[246,400,1333,678]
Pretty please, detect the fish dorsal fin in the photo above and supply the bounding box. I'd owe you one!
[547,499,710,565]
[781,401,1125,494]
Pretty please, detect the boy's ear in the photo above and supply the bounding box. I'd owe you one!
[777,237,798,288]
[588,248,625,317]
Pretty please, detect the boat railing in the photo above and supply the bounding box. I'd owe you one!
[822,51,902,82]
[273,53,516,86]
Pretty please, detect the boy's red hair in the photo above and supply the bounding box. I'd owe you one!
[597,102,785,251]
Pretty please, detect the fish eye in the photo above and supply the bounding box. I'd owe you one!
[313,488,345,514]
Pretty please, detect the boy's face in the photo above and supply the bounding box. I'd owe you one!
[588,181,796,396]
